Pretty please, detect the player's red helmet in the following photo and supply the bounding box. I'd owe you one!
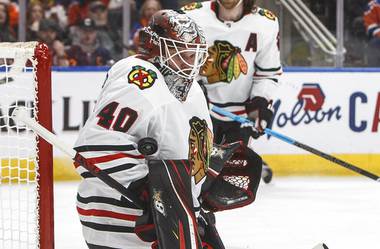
[138,10,208,80]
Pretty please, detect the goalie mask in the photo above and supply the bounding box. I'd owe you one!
[138,10,208,101]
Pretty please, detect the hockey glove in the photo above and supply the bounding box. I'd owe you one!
[202,141,242,193]
[242,96,274,139]
[202,142,258,212]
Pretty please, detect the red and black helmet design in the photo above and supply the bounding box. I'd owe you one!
[138,10,208,79]
[137,9,206,56]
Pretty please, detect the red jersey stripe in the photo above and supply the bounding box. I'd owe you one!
[87,152,144,164]
[77,207,139,221]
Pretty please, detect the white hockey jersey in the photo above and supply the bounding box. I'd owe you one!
[184,1,282,121]
[74,56,212,248]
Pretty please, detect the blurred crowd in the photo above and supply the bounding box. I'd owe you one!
[0,0,379,67]
[0,0,182,66]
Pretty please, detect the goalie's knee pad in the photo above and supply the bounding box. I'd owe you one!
[146,160,202,249]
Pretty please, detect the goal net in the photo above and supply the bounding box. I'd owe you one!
[0,42,54,249]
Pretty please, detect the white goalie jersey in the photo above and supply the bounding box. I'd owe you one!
[184,1,282,121]
[74,56,212,248]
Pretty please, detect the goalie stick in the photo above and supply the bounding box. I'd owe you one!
[11,107,155,209]
[211,105,380,182]
[313,243,329,249]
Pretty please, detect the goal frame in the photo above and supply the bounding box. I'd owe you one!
[0,42,54,249]
[35,42,54,249]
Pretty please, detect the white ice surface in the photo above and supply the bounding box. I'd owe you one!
[54,177,380,249]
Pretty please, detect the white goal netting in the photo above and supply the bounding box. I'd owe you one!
[0,42,50,249]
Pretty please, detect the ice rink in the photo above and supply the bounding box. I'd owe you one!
[55,177,380,249]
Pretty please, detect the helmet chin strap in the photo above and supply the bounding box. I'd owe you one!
[217,0,244,21]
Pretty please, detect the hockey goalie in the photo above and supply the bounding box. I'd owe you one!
[73,9,259,249]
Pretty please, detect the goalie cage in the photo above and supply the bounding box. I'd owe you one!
[0,42,54,249]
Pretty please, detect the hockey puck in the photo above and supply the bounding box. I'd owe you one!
[137,137,158,156]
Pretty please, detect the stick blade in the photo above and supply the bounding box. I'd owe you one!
[11,106,29,122]
[312,243,329,249]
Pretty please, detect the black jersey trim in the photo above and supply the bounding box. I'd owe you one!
[194,206,201,212]
[81,221,135,233]
[80,163,137,178]
[268,78,279,83]
[254,63,282,72]
[209,99,249,108]
[86,242,121,249]
[77,194,137,208]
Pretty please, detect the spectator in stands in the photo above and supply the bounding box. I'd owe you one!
[26,1,45,41]
[106,0,128,38]
[136,0,176,9]
[36,19,69,66]
[160,0,178,9]
[44,0,68,30]
[88,0,122,60]
[66,18,113,66]
[55,0,72,9]
[0,0,18,32]
[136,0,162,29]
[67,0,109,26]
[108,0,125,9]
[342,0,368,66]
[0,1,16,42]
[132,0,162,51]
[364,0,380,66]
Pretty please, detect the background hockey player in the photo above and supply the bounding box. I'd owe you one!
[73,10,212,249]
[363,0,380,66]
[183,0,282,185]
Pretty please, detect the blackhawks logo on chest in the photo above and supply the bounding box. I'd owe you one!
[188,117,213,184]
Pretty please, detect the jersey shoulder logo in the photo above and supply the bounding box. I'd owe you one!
[181,2,203,11]
[258,8,277,21]
[128,65,157,90]
[188,116,213,184]
[200,40,248,84]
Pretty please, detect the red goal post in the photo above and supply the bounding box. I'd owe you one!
[0,42,54,249]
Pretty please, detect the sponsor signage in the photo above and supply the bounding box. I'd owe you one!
[1,71,379,156]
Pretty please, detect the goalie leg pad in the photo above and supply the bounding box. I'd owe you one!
[147,160,202,249]
[134,211,156,243]
[198,210,225,249]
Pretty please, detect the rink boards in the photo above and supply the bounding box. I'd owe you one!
[1,67,379,180]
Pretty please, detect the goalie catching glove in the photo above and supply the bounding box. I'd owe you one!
[241,96,274,139]
[201,142,260,212]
